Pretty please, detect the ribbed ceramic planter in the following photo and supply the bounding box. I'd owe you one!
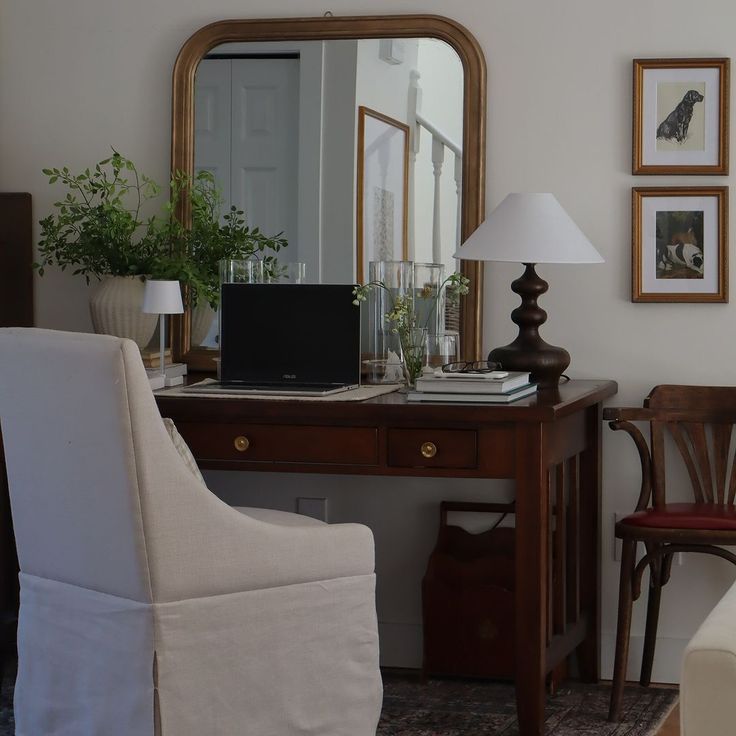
[89,276,158,349]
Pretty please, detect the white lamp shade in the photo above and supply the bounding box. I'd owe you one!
[142,280,184,314]
[455,193,604,264]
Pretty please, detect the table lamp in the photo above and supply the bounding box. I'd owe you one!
[142,280,184,389]
[455,193,603,389]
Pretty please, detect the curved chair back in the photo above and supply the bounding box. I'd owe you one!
[0,328,153,602]
[645,385,736,508]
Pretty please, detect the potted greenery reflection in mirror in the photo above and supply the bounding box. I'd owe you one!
[166,170,287,346]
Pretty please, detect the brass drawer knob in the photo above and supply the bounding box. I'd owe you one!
[420,441,437,459]
[234,435,250,452]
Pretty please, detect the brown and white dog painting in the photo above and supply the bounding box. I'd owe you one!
[655,212,705,279]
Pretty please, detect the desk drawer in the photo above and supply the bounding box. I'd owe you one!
[388,428,477,469]
[177,423,378,466]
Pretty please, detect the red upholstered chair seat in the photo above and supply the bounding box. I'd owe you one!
[622,503,736,530]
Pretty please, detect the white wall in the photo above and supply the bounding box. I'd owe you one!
[355,38,419,123]
[3,0,736,681]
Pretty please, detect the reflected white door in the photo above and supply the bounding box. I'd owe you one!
[194,59,232,209]
[194,58,299,255]
[231,59,299,257]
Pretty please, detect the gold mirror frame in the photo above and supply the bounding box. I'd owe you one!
[171,14,486,370]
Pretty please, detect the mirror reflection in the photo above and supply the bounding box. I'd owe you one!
[192,37,464,349]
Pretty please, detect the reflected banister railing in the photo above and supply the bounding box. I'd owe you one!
[409,70,463,264]
[415,111,462,156]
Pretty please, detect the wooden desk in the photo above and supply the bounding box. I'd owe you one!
[156,378,617,736]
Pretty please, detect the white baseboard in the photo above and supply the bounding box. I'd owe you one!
[379,621,688,683]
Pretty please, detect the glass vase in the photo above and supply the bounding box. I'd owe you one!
[400,327,428,387]
[426,331,459,370]
[219,259,264,285]
[265,261,306,284]
[364,261,414,384]
[414,262,446,334]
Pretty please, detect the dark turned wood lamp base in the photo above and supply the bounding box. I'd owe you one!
[488,263,570,390]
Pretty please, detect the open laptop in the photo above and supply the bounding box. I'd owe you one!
[185,283,361,396]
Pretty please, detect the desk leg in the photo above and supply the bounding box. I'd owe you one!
[515,423,548,736]
[577,403,602,682]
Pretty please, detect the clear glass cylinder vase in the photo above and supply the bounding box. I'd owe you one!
[400,326,428,387]
[426,332,459,369]
[413,262,446,335]
[364,260,414,384]
[219,258,264,285]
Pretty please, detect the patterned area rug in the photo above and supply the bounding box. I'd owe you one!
[0,664,676,735]
[377,676,677,736]
[0,663,13,736]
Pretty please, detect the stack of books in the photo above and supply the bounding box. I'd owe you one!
[140,348,173,369]
[140,348,188,389]
[407,370,537,403]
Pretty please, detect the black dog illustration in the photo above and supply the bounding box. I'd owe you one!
[656,90,704,143]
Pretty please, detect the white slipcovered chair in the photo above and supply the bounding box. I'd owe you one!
[0,328,382,735]
[680,581,736,736]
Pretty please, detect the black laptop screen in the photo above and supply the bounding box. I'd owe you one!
[220,283,361,386]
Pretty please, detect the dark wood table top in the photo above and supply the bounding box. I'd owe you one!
[156,378,618,425]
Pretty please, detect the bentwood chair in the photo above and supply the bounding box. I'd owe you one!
[0,328,382,736]
[607,385,736,721]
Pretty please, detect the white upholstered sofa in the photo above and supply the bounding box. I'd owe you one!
[681,580,736,736]
[0,328,382,735]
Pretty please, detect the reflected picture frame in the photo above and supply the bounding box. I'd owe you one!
[633,58,730,175]
[632,186,728,303]
[356,106,409,283]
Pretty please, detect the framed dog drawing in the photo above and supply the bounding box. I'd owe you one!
[632,187,728,302]
[633,58,730,174]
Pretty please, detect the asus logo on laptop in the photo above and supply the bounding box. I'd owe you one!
[282,374,297,380]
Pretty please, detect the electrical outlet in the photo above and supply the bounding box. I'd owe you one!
[297,497,328,522]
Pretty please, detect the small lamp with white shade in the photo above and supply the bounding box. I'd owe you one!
[455,193,604,389]
[142,280,184,390]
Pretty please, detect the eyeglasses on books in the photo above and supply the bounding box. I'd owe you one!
[441,360,501,374]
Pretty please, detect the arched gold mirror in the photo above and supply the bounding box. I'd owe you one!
[170,14,486,371]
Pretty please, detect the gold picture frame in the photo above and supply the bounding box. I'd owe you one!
[632,186,728,303]
[356,106,410,284]
[633,58,730,175]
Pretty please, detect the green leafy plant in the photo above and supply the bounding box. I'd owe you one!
[36,151,167,281]
[353,272,470,384]
[162,170,287,308]
[36,153,288,309]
